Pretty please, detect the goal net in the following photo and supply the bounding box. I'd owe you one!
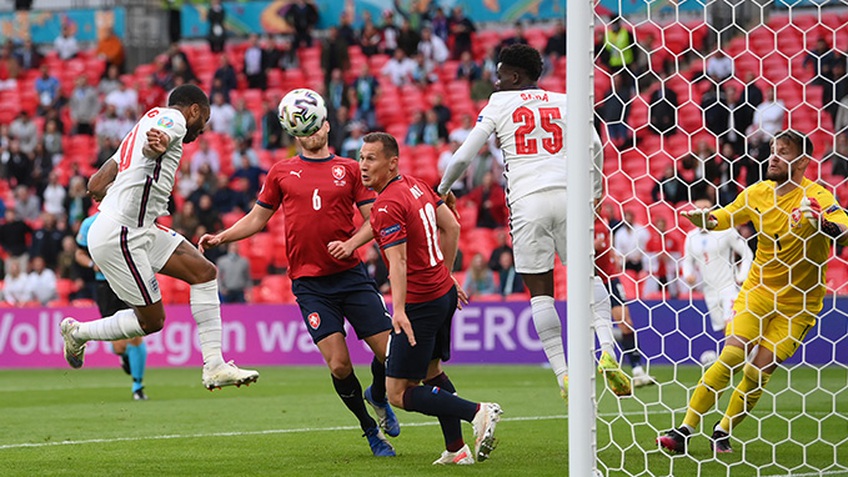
[589,1,848,475]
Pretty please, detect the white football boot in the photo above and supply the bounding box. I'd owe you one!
[433,444,475,465]
[202,361,259,390]
[471,402,503,462]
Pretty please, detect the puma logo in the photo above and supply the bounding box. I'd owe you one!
[378,206,388,213]
[290,170,302,178]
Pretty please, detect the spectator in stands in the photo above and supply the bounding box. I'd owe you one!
[54,23,79,61]
[166,43,197,85]
[465,171,508,229]
[464,252,497,296]
[2,139,32,187]
[151,56,174,90]
[545,20,566,60]
[438,138,467,197]
[601,203,622,233]
[748,87,786,139]
[63,176,91,229]
[379,9,399,55]
[95,105,127,145]
[196,193,223,236]
[497,22,529,57]
[13,185,40,221]
[604,19,634,82]
[471,68,495,101]
[705,50,733,83]
[138,75,166,112]
[701,82,729,139]
[429,6,449,42]
[448,5,476,60]
[328,105,350,154]
[456,50,482,82]
[69,76,99,136]
[824,58,848,127]
[360,19,382,57]
[742,71,763,108]
[648,73,678,137]
[99,64,123,96]
[15,37,41,70]
[26,255,56,304]
[651,165,688,205]
[164,0,181,43]
[216,242,250,303]
[242,34,267,90]
[352,64,379,130]
[417,26,448,72]
[209,92,236,134]
[105,80,139,117]
[327,68,350,114]
[497,249,524,296]
[614,209,649,275]
[396,18,421,58]
[30,212,65,269]
[94,136,119,169]
[321,27,351,87]
[231,144,265,195]
[364,243,390,294]
[381,47,414,87]
[2,260,30,305]
[285,0,319,50]
[96,28,125,72]
[404,110,426,146]
[487,229,512,271]
[421,109,447,146]
[41,169,66,216]
[804,37,840,86]
[191,136,221,178]
[213,55,238,100]
[430,93,452,128]
[826,133,848,178]
[232,98,258,143]
[598,74,632,148]
[10,110,37,156]
[341,121,366,160]
[449,114,474,144]
[0,209,32,272]
[172,200,200,239]
[208,0,227,53]
[723,85,751,154]
[261,98,286,151]
[56,235,78,280]
[213,174,250,214]
[643,216,680,299]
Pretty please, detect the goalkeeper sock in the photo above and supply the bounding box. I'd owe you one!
[424,372,464,452]
[530,295,568,384]
[592,276,616,356]
[369,357,387,403]
[76,309,145,341]
[332,371,377,432]
[401,385,478,423]
[683,344,745,429]
[719,363,772,432]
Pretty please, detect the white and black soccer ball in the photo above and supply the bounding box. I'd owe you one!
[699,350,718,366]
[277,88,327,137]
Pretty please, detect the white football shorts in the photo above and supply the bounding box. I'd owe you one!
[704,286,738,333]
[509,188,568,274]
[88,213,186,307]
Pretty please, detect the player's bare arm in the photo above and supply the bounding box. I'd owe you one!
[74,247,100,273]
[142,128,170,158]
[87,159,118,201]
[681,208,719,230]
[328,203,375,260]
[383,243,415,347]
[438,191,459,218]
[435,202,469,308]
[198,204,275,253]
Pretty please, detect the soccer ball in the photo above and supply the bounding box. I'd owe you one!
[278,88,327,137]
[699,350,718,366]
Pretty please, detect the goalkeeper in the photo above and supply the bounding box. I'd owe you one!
[658,130,848,454]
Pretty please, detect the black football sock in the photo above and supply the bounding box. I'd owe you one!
[332,371,378,431]
[424,373,463,452]
[369,357,387,403]
[621,332,642,368]
[402,385,478,423]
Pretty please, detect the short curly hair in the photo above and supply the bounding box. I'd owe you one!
[499,44,544,82]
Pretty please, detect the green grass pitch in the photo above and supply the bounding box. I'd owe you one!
[0,364,845,476]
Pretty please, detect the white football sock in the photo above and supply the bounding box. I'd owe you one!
[75,309,144,342]
[530,295,568,386]
[592,276,617,357]
[191,280,225,368]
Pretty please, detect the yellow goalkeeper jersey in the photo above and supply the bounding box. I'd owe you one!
[711,177,848,307]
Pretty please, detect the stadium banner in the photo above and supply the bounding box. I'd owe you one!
[0,8,126,44]
[0,298,845,368]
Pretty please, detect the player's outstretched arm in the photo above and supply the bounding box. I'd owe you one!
[198,204,274,252]
[328,203,375,260]
[680,208,718,230]
[87,158,118,201]
[436,126,491,196]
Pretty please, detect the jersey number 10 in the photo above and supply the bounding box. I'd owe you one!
[512,106,564,155]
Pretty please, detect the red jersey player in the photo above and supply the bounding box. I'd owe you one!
[359,131,502,465]
[199,119,399,457]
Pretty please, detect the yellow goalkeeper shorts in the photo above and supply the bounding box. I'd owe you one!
[727,288,818,362]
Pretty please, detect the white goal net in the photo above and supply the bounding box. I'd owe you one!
[589,1,848,475]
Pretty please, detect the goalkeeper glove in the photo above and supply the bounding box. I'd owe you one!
[799,196,821,229]
[681,208,718,230]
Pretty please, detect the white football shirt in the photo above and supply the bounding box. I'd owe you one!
[682,228,753,293]
[438,89,603,204]
[99,107,187,228]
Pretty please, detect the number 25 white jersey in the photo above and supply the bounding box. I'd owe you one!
[476,89,602,204]
[99,107,187,229]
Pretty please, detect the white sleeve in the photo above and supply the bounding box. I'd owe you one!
[592,128,604,200]
[681,234,696,279]
[437,124,493,195]
[729,232,753,283]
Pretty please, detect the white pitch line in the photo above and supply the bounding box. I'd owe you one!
[762,471,848,477]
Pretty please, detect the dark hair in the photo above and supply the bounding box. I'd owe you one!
[774,129,813,157]
[499,44,544,82]
[362,132,399,158]
[168,84,210,108]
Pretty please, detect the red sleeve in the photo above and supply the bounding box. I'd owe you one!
[256,164,283,210]
[351,162,377,207]
[372,198,407,250]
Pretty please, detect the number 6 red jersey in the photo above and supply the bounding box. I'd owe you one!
[371,175,453,303]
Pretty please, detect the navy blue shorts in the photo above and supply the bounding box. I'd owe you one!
[386,286,457,381]
[291,262,392,344]
[607,277,628,308]
[95,281,131,318]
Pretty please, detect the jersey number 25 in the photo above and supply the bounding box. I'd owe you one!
[512,106,564,155]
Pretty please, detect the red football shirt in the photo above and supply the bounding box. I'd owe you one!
[594,217,618,283]
[371,175,454,303]
[257,154,376,279]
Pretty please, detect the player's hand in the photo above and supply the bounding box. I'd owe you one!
[799,196,822,229]
[327,240,354,260]
[197,233,222,253]
[439,191,459,219]
[145,129,169,155]
[392,310,416,347]
[452,275,469,309]
[685,275,696,286]
[680,208,718,230]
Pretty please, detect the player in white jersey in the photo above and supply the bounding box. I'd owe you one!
[59,85,259,390]
[682,198,753,334]
[437,44,631,401]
